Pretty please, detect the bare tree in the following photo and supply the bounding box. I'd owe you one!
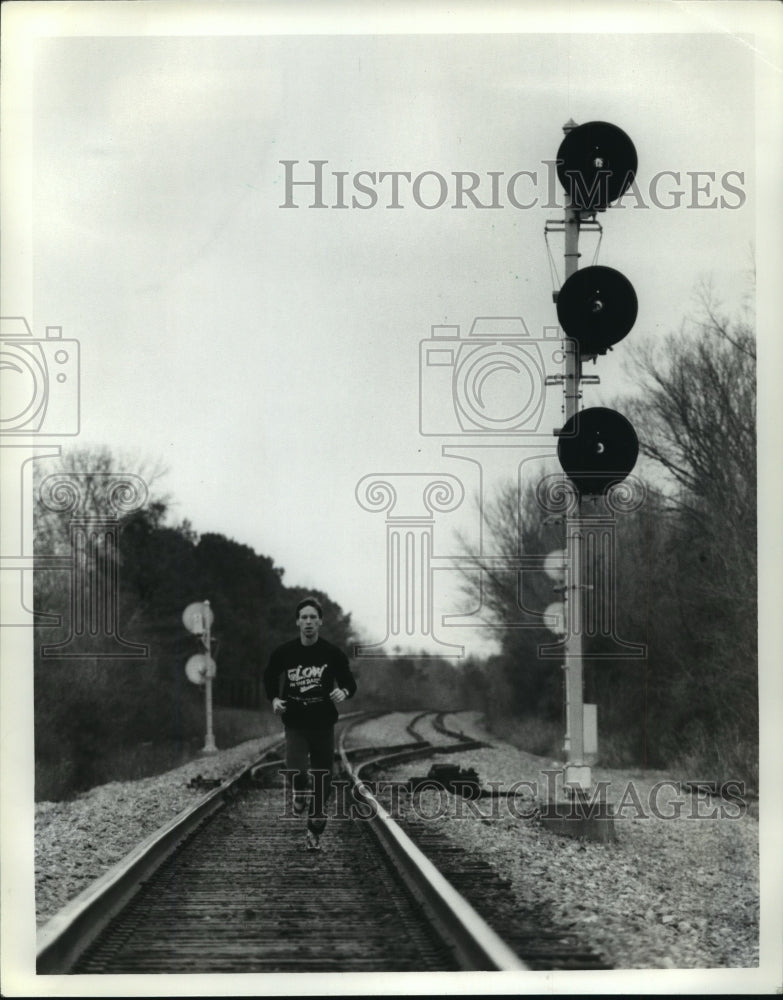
[33,445,171,648]
[615,291,757,775]
[454,475,565,721]
[34,445,170,550]
[619,291,756,605]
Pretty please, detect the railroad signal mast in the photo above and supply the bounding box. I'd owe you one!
[549,120,640,794]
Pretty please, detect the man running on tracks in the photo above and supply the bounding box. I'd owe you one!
[263,597,357,851]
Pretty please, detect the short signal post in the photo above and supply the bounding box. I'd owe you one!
[183,600,218,754]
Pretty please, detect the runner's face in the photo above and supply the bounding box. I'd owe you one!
[297,606,322,642]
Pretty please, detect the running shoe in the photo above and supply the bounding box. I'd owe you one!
[304,829,322,851]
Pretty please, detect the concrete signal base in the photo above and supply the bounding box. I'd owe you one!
[538,797,618,843]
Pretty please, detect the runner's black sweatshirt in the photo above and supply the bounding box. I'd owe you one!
[263,637,356,729]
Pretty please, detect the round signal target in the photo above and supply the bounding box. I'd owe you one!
[557,407,639,496]
[557,121,637,210]
[556,265,638,356]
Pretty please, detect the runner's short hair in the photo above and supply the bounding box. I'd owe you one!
[296,597,323,620]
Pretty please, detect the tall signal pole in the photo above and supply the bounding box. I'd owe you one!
[561,121,589,793]
[201,600,217,753]
[551,118,640,795]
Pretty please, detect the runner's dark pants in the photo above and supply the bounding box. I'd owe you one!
[285,726,334,836]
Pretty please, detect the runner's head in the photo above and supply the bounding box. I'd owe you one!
[296,597,323,644]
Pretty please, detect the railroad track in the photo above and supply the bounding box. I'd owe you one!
[37,709,611,974]
[404,708,487,748]
[36,711,525,974]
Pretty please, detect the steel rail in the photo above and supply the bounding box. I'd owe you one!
[35,709,377,973]
[406,709,432,741]
[434,710,468,740]
[411,709,489,750]
[338,717,528,971]
[36,734,287,974]
[349,741,477,782]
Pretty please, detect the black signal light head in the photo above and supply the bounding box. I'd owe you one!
[557,406,639,496]
[556,265,638,356]
[557,121,637,211]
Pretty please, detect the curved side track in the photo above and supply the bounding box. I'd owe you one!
[405,710,432,742]
[407,709,490,752]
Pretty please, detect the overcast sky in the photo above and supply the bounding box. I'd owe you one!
[13,9,769,658]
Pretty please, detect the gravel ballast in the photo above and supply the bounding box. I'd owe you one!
[35,713,759,970]
[35,735,280,926]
